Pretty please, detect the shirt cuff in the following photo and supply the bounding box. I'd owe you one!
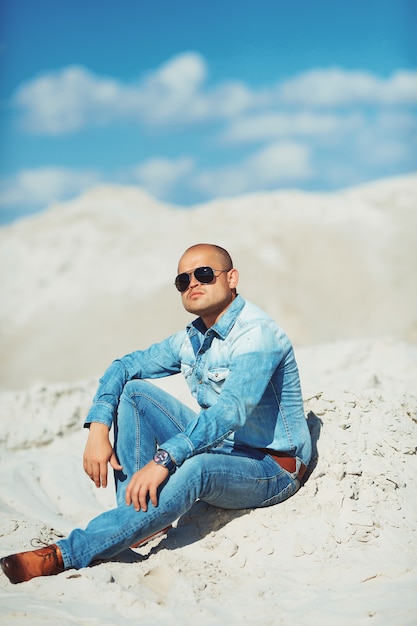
[83,402,114,429]
[160,433,195,467]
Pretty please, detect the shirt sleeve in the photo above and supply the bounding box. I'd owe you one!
[161,322,288,465]
[84,332,184,428]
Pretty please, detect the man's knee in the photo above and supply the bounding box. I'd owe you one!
[122,379,155,399]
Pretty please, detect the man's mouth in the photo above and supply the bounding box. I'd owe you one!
[188,290,205,299]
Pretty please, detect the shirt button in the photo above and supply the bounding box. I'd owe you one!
[198,380,203,384]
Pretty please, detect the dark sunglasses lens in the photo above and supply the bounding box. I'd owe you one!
[175,267,216,292]
[175,273,190,292]
[194,266,215,283]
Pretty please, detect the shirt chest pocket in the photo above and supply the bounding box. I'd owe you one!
[207,367,230,392]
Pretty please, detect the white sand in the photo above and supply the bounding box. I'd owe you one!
[0,175,416,624]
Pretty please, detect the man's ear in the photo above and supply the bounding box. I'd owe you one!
[228,268,239,290]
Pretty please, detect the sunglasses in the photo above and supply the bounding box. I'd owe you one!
[175,266,232,292]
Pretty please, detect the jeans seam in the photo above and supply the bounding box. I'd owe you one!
[129,391,186,434]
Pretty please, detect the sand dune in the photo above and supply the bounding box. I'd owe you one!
[1,174,416,389]
[0,175,416,624]
[0,338,416,625]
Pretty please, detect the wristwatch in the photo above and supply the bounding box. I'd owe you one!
[153,449,176,473]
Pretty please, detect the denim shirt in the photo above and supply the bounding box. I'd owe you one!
[85,295,312,467]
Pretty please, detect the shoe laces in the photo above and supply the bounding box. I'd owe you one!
[30,525,65,548]
[30,538,50,548]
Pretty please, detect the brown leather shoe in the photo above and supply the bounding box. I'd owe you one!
[0,544,64,584]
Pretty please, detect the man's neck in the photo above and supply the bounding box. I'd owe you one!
[200,293,237,330]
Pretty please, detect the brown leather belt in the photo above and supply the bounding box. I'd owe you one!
[259,449,307,482]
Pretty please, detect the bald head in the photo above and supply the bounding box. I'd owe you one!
[178,244,233,272]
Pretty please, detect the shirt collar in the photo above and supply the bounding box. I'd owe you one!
[188,294,245,339]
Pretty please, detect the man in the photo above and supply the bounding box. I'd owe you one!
[1,243,312,584]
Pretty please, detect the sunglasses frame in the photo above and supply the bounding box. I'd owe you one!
[174,266,232,292]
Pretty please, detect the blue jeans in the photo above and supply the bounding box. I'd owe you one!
[57,380,300,570]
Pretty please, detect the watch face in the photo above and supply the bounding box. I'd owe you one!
[154,450,169,464]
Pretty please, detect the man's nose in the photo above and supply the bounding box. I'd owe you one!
[188,271,200,288]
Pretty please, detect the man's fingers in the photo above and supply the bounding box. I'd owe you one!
[100,462,108,488]
[87,451,121,488]
[139,487,149,512]
[149,485,159,508]
[129,483,157,511]
[86,462,108,488]
[126,482,148,512]
[126,486,143,512]
[92,464,102,487]
[125,464,168,511]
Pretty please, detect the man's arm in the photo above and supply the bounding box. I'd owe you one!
[82,333,184,487]
[84,334,184,429]
[161,324,288,466]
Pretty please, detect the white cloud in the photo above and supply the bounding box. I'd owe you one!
[276,68,417,107]
[355,127,414,168]
[13,52,256,134]
[6,56,417,212]
[194,142,313,197]
[222,111,364,144]
[372,110,417,133]
[13,56,417,139]
[135,52,208,124]
[245,142,313,183]
[0,167,101,209]
[385,71,417,105]
[14,66,125,134]
[205,82,256,118]
[132,156,194,199]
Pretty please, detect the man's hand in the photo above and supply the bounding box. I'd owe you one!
[125,461,169,512]
[83,422,123,488]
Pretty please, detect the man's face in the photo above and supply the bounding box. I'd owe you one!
[177,245,238,326]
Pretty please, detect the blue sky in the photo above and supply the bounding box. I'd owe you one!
[0,0,416,223]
